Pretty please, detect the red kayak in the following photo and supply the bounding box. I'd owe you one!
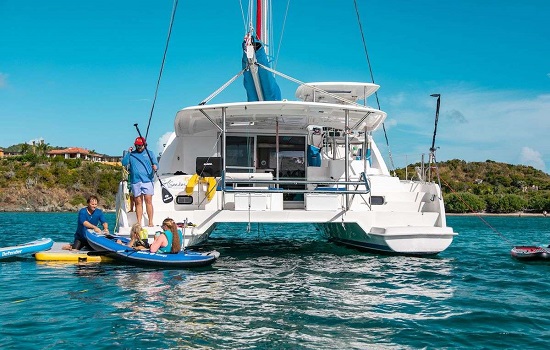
[511,245,550,261]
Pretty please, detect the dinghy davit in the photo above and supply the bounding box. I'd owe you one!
[86,231,219,268]
[511,245,550,261]
[1,238,53,259]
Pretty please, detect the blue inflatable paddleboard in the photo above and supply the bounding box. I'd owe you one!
[0,238,54,259]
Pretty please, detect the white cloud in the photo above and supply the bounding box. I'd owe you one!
[446,109,467,124]
[157,132,174,155]
[387,92,405,106]
[0,72,7,88]
[27,137,45,145]
[379,85,550,173]
[520,146,546,171]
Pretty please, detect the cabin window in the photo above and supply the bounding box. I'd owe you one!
[225,136,255,173]
[257,135,306,201]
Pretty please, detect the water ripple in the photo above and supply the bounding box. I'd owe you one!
[1,214,550,348]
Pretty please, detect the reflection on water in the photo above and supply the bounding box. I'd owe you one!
[101,224,457,348]
[2,214,550,349]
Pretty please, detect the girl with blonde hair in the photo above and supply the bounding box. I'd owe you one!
[117,223,149,250]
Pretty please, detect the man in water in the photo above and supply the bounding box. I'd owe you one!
[63,195,109,250]
[122,136,159,227]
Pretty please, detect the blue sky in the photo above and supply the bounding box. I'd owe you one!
[1,1,549,173]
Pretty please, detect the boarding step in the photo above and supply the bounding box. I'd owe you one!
[372,191,428,203]
[370,201,426,212]
[371,211,441,227]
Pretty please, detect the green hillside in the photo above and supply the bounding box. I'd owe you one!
[395,159,550,213]
[0,153,122,211]
[1,148,549,213]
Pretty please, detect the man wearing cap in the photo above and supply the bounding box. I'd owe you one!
[122,137,159,227]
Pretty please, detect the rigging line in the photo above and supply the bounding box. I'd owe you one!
[145,0,179,139]
[199,67,248,105]
[438,175,514,246]
[352,0,396,174]
[352,0,379,109]
[256,63,361,106]
[239,0,248,33]
[431,153,443,200]
[274,0,291,69]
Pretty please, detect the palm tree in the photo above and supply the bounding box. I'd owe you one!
[20,143,30,154]
[36,141,50,157]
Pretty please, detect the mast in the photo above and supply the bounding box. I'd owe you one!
[243,0,279,102]
[257,0,269,54]
[256,0,262,41]
[246,0,269,101]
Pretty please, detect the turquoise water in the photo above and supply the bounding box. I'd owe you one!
[0,213,549,349]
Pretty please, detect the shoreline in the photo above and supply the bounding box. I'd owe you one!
[0,209,547,217]
[447,212,548,217]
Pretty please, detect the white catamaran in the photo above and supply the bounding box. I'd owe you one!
[114,0,456,255]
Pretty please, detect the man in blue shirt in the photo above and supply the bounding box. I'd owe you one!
[122,137,159,227]
[63,195,109,250]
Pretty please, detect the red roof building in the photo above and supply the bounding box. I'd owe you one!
[47,147,103,162]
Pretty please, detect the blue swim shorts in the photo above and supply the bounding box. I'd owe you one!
[131,181,155,197]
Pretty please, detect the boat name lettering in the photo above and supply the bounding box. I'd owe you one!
[2,249,23,257]
[164,179,186,188]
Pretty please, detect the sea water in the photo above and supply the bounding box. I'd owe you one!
[0,212,549,349]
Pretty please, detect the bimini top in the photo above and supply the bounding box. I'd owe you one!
[295,82,379,104]
[175,100,386,136]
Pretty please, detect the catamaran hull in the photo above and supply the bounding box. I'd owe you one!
[318,223,455,255]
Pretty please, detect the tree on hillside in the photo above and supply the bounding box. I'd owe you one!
[20,143,30,154]
[444,192,486,213]
[36,141,51,156]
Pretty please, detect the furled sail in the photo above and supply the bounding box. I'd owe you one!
[242,37,281,102]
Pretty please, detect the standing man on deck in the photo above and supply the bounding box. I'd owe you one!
[122,137,159,227]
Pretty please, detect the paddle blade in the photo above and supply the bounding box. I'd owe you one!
[162,187,174,203]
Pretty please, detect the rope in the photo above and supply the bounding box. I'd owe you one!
[352,0,396,174]
[274,0,291,69]
[239,0,248,33]
[145,0,179,139]
[256,63,362,106]
[199,68,247,105]
[438,173,514,246]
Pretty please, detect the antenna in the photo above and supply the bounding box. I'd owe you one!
[428,94,441,182]
[430,94,441,153]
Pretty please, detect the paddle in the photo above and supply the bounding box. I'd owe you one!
[133,123,174,203]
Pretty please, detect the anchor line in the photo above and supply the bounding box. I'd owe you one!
[438,173,513,246]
